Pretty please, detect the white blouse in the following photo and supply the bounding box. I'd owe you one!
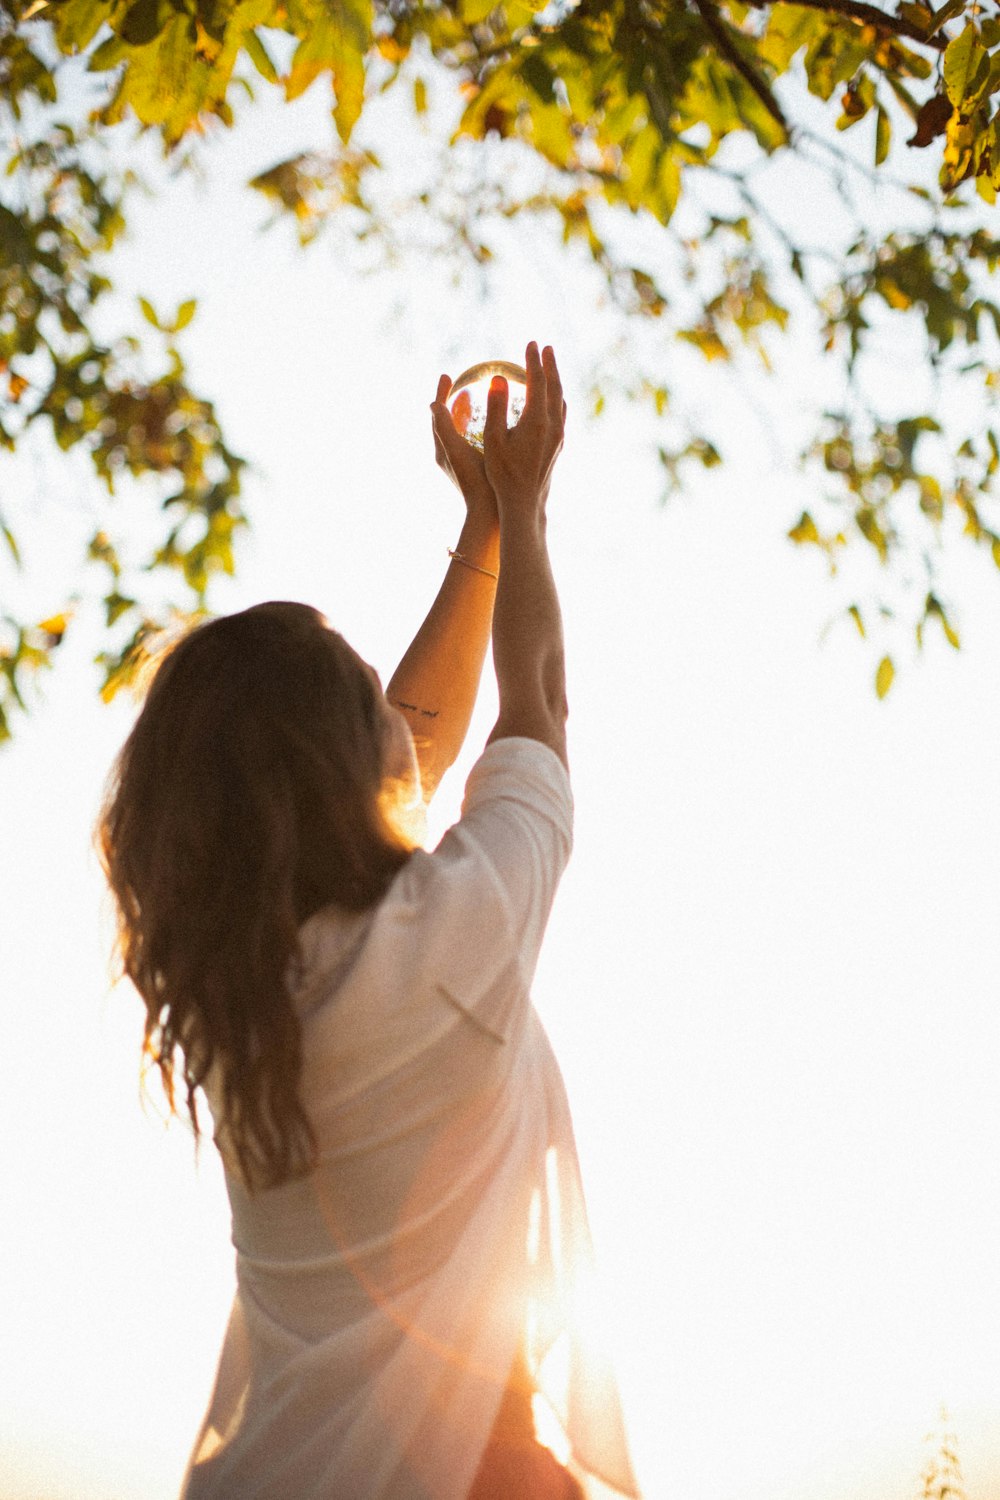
[182,737,639,1500]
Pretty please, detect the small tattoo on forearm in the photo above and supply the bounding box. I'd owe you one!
[390,697,439,719]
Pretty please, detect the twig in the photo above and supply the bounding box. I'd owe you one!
[798,122,940,207]
[691,0,791,135]
[740,0,947,51]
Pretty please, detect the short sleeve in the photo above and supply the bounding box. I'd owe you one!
[295,738,573,1089]
[420,736,573,1040]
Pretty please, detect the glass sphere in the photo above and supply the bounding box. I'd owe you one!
[447,360,527,451]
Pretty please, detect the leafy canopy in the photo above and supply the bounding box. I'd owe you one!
[2,0,1000,734]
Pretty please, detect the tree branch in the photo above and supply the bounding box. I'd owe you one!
[691,0,790,136]
[740,0,947,52]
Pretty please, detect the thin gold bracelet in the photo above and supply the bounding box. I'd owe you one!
[448,548,498,581]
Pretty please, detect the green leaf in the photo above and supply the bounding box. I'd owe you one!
[244,29,279,85]
[100,12,214,140]
[0,203,34,263]
[875,104,891,165]
[87,31,129,73]
[120,0,170,48]
[897,0,933,31]
[856,505,889,561]
[875,655,895,699]
[174,298,197,331]
[286,0,371,141]
[458,0,498,20]
[886,74,921,121]
[928,0,967,35]
[803,27,870,103]
[0,507,21,566]
[104,590,137,626]
[925,593,961,648]
[49,0,112,54]
[848,604,865,638]
[944,24,987,108]
[787,510,819,544]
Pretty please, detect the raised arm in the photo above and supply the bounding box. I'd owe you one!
[386,374,500,802]
[483,343,569,769]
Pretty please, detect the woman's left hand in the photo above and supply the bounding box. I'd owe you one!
[430,374,497,520]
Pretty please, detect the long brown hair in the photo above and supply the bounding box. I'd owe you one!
[98,601,415,1191]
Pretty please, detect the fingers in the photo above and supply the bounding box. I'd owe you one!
[431,376,458,471]
[521,342,564,433]
[524,341,542,413]
[431,375,468,452]
[542,345,563,427]
[484,374,508,442]
[451,388,473,437]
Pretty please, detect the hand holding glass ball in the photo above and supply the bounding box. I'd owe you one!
[431,345,563,515]
[430,360,527,513]
[446,361,528,451]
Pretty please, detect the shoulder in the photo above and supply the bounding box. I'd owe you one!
[393,737,573,917]
[461,735,573,836]
[294,739,573,1053]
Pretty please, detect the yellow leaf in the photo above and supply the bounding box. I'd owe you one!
[875,104,891,165]
[375,34,408,62]
[244,28,279,84]
[174,298,197,331]
[787,511,819,544]
[875,655,895,699]
[37,612,70,642]
[678,324,728,361]
[332,0,371,142]
[459,0,498,20]
[414,76,427,114]
[877,276,912,310]
[944,23,986,108]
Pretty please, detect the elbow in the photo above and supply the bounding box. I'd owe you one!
[541,654,568,726]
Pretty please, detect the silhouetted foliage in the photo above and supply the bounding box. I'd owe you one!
[3,0,1000,731]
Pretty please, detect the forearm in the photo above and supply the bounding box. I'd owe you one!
[488,509,568,767]
[386,506,500,800]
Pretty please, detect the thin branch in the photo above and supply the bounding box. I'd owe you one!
[740,0,948,51]
[797,121,941,207]
[722,164,844,270]
[691,0,791,135]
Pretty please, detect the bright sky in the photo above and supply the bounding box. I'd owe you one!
[3,62,1000,1500]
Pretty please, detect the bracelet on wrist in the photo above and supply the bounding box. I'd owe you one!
[448,548,498,581]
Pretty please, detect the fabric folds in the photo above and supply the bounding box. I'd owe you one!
[182,737,639,1500]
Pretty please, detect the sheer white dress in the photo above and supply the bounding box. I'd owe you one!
[181,737,639,1500]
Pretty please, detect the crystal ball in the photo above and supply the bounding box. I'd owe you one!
[447,360,527,451]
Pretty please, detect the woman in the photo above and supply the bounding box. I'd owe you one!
[99,343,639,1500]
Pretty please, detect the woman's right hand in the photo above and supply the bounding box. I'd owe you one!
[483,341,569,768]
[483,342,566,512]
